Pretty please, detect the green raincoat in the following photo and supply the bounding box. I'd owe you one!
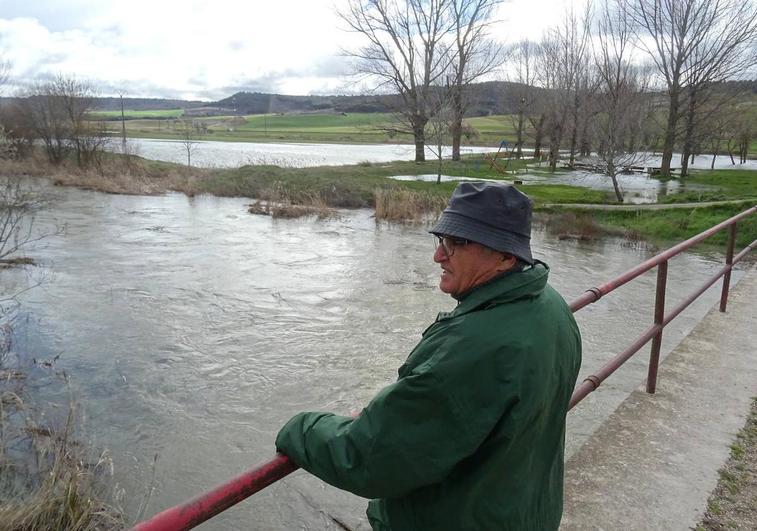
[276,262,582,530]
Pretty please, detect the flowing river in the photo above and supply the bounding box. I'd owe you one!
[3,181,751,530]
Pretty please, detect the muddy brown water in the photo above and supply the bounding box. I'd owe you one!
[2,182,748,529]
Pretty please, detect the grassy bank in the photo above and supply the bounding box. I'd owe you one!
[658,169,757,203]
[2,150,754,246]
[550,203,756,248]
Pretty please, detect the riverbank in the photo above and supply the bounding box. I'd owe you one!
[2,151,755,247]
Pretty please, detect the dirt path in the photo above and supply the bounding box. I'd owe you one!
[544,199,756,210]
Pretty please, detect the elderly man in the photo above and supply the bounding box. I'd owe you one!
[276,182,582,530]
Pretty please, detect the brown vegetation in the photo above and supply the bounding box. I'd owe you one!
[247,182,336,219]
[542,211,608,241]
[0,152,207,197]
[373,188,448,222]
[0,328,126,531]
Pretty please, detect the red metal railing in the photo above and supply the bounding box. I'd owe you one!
[132,205,756,531]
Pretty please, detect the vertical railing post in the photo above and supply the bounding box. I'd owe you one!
[646,261,668,394]
[719,224,737,312]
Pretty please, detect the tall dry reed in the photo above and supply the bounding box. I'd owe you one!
[373,188,447,222]
[0,325,126,531]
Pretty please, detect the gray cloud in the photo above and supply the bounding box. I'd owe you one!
[0,0,105,32]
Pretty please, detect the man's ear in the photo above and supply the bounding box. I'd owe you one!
[497,254,518,272]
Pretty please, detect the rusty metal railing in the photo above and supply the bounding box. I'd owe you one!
[566,205,755,408]
[132,205,756,531]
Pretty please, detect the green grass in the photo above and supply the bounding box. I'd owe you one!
[188,156,606,209]
[572,203,756,247]
[685,169,757,197]
[93,112,529,146]
[91,108,185,119]
[235,112,396,131]
[657,169,757,204]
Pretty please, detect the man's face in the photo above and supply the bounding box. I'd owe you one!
[433,236,515,297]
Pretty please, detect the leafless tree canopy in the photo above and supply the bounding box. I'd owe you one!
[536,5,594,172]
[340,0,455,162]
[7,75,110,168]
[591,0,653,201]
[627,0,757,176]
[447,0,503,160]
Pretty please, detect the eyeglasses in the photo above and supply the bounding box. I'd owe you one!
[433,235,470,257]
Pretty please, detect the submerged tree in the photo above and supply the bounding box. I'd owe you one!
[538,5,593,172]
[447,0,503,160]
[591,0,652,202]
[627,0,757,177]
[507,40,541,159]
[177,118,199,167]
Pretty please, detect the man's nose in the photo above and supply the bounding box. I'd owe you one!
[433,244,447,263]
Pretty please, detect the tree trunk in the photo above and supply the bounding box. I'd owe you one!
[679,89,698,178]
[568,120,578,166]
[515,110,524,159]
[660,85,681,177]
[610,173,624,203]
[532,114,545,160]
[451,88,463,161]
[412,117,427,162]
[579,117,591,156]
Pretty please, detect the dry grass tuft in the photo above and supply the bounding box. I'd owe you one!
[0,152,211,197]
[543,212,607,241]
[373,188,448,222]
[0,325,126,531]
[247,182,336,219]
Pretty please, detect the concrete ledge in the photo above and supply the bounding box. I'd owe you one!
[562,268,757,530]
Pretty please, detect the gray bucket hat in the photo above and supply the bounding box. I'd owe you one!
[430,182,533,264]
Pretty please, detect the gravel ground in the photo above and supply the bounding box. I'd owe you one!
[697,397,757,530]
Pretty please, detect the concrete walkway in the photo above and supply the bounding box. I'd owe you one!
[562,268,757,530]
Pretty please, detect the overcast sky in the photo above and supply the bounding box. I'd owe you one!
[0,0,580,101]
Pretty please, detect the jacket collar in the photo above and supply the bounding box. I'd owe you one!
[435,261,550,322]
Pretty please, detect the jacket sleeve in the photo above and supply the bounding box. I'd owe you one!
[275,330,521,499]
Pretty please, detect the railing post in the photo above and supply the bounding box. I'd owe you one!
[719,224,737,312]
[646,261,668,394]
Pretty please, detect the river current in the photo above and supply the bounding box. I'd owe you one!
[2,181,749,529]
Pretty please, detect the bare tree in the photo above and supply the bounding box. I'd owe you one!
[627,0,757,177]
[676,1,757,176]
[177,118,199,167]
[425,82,455,182]
[507,40,541,159]
[447,0,503,160]
[591,0,653,202]
[537,5,593,172]
[11,75,109,167]
[339,0,454,162]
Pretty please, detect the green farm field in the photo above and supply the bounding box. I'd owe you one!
[93,108,185,119]
[98,111,520,146]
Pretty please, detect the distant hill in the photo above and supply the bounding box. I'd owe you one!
[90,97,208,112]
[84,81,547,117]
[212,82,547,116]
[3,79,753,118]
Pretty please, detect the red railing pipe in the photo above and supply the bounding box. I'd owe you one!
[132,454,297,531]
